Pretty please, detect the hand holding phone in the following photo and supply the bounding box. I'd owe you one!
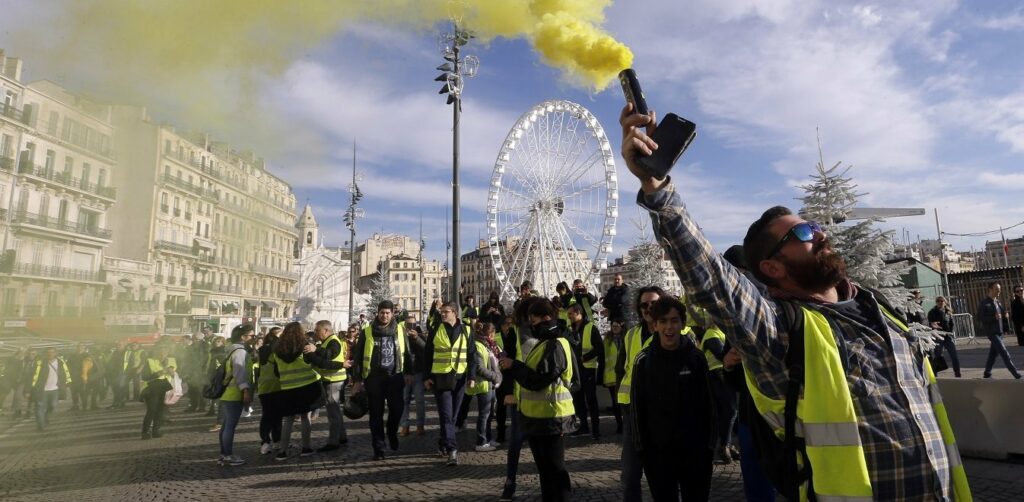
[619,68,696,180]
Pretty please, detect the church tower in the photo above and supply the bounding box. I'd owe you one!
[297,203,319,257]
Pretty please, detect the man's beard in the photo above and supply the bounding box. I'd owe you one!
[782,240,847,293]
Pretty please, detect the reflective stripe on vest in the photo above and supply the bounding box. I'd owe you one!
[362,324,406,379]
[581,322,598,369]
[602,336,619,386]
[431,324,467,375]
[519,337,575,419]
[700,327,726,372]
[274,353,321,390]
[317,335,349,382]
[465,340,492,396]
[617,325,652,405]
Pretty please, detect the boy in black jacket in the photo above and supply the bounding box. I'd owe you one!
[630,296,715,501]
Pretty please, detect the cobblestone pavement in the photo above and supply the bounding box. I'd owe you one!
[0,385,1020,501]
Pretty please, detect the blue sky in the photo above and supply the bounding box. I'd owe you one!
[4,0,1024,265]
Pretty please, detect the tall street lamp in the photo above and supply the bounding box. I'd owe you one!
[436,23,479,312]
[343,143,364,328]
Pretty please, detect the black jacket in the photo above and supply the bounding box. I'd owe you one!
[425,305,477,382]
[1012,296,1024,329]
[350,320,414,382]
[508,320,575,436]
[569,321,605,375]
[602,284,630,321]
[481,300,506,327]
[629,336,715,453]
[928,306,954,332]
[977,296,1007,335]
[305,336,345,373]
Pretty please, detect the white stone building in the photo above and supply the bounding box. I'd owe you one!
[293,204,366,330]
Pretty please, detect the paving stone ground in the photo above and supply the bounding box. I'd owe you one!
[0,340,1020,501]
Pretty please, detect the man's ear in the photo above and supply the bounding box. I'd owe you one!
[759,258,785,283]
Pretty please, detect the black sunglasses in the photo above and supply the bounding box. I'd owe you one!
[639,301,655,310]
[767,221,823,258]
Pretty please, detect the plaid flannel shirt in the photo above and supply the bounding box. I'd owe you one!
[639,182,953,501]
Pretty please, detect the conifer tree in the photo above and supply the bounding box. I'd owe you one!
[367,267,394,315]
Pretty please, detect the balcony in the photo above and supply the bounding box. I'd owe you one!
[0,155,13,172]
[180,276,187,286]
[192,281,216,291]
[3,261,105,283]
[102,299,157,313]
[155,274,163,284]
[0,103,28,124]
[249,264,299,280]
[160,204,169,213]
[10,210,112,241]
[280,291,298,301]
[184,211,192,221]
[217,284,241,294]
[168,275,177,285]
[160,173,219,202]
[17,163,117,201]
[153,240,196,257]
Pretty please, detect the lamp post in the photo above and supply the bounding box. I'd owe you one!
[436,23,479,315]
[343,143,364,328]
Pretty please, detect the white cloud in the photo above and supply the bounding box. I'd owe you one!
[977,9,1024,31]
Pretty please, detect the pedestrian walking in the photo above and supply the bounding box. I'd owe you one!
[400,313,428,437]
[978,282,1021,379]
[305,320,351,452]
[27,348,70,432]
[424,301,477,466]
[466,322,502,452]
[500,298,575,502]
[255,328,283,454]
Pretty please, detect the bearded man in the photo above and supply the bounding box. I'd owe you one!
[619,104,970,501]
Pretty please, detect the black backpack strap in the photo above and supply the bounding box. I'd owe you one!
[778,299,814,500]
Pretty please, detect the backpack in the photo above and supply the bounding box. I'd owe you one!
[201,347,242,399]
[745,299,812,502]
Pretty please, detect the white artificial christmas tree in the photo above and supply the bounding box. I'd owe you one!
[367,267,394,316]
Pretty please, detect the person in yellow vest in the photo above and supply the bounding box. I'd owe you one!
[27,348,70,432]
[497,297,542,501]
[269,322,320,462]
[602,318,626,435]
[217,324,254,466]
[616,285,666,502]
[570,279,598,323]
[619,119,972,502]
[466,322,503,452]
[461,295,480,327]
[256,328,283,455]
[499,298,574,502]
[565,303,603,439]
[350,300,414,461]
[629,296,715,501]
[424,300,478,466]
[304,319,352,453]
[140,345,175,439]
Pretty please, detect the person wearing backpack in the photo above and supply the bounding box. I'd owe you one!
[620,118,971,502]
[500,298,575,502]
[424,300,478,466]
[629,296,715,501]
[217,324,254,466]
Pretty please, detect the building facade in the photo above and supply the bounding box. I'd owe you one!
[293,204,366,330]
[107,105,298,335]
[598,252,682,298]
[352,232,422,278]
[1,51,118,337]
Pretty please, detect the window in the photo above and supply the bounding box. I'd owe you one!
[47,111,59,136]
[160,192,168,212]
[45,150,55,172]
[1,134,12,157]
[204,223,209,238]
[16,188,29,212]
[38,194,49,217]
[81,163,91,185]
[97,168,106,188]
[64,156,73,175]
[164,165,170,178]
[32,241,43,265]
[196,221,202,236]
[52,246,64,268]
[57,199,68,223]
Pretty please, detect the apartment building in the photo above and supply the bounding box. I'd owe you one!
[107,105,298,335]
[1,50,118,336]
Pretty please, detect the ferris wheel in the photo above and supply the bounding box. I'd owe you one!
[486,100,618,303]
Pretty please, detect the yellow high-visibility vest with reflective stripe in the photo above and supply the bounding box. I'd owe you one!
[519,337,575,419]
[700,327,726,372]
[361,324,406,379]
[141,357,175,391]
[273,353,321,391]
[462,305,479,327]
[617,325,649,405]
[431,323,468,375]
[743,305,971,502]
[602,335,619,386]
[580,322,598,369]
[567,295,594,320]
[465,340,492,396]
[316,334,349,382]
[31,358,71,388]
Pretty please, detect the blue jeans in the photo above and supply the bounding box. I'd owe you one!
[934,335,962,377]
[35,390,59,430]
[474,389,494,446]
[504,405,527,483]
[984,334,1021,378]
[434,375,466,452]
[400,373,425,428]
[219,400,244,456]
[324,381,348,445]
[621,404,643,502]
[737,422,776,502]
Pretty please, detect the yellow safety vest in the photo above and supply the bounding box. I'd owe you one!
[31,358,71,388]
[579,322,599,369]
[743,305,971,502]
[221,349,251,401]
[700,327,726,372]
[519,337,575,419]
[316,334,349,382]
[431,323,468,375]
[465,340,492,396]
[141,357,174,391]
[272,353,320,391]
[361,324,407,379]
[256,355,280,395]
[567,295,594,320]
[617,325,651,405]
[602,335,620,386]
[461,305,479,327]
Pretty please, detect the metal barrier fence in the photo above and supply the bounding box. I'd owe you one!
[951,313,977,344]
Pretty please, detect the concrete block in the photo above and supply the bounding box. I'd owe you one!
[937,378,1024,459]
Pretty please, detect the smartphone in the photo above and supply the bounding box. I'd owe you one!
[638,113,697,180]
[618,69,648,116]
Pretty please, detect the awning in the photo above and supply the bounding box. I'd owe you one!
[261,301,280,309]
[244,299,259,307]
[208,300,220,309]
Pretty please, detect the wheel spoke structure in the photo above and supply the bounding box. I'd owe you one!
[486,100,618,303]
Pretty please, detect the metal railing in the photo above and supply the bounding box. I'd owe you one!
[6,262,104,282]
[161,173,219,202]
[17,163,116,200]
[192,281,216,291]
[153,240,196,256]
[951,313,977,344]
[0,103,28,124]
[249,264,299,280]
[102,300,158,313]
[10,210,112,240]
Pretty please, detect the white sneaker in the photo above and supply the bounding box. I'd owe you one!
[260,442,273,455]
[241,408,252,418]
[474,443,497,452]
[223,454,245,466]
